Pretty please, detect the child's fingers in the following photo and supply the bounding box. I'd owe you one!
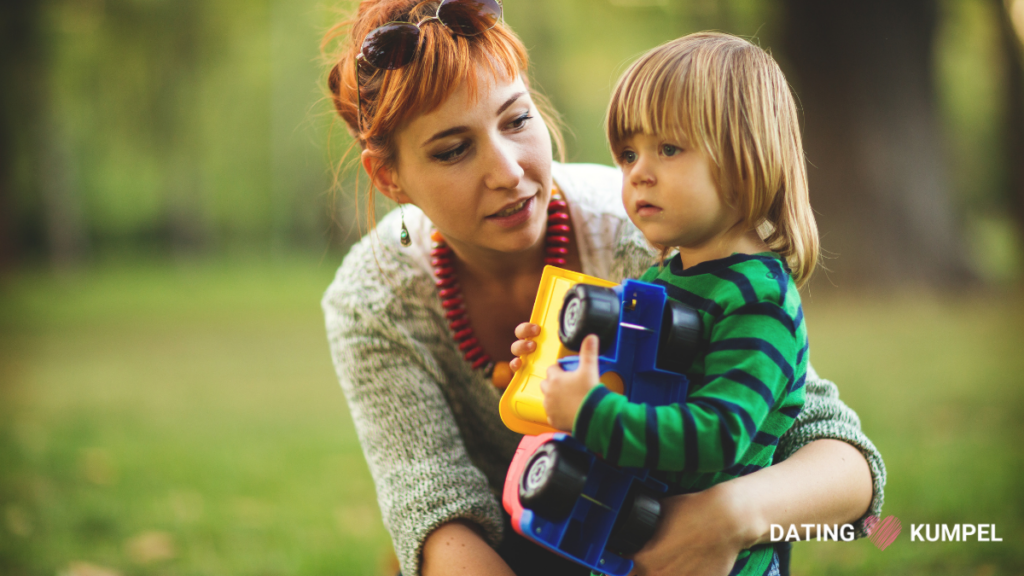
[578,334,601,378]
[509,357,522,373]
[509,338,536,357]
[514,322,541,339]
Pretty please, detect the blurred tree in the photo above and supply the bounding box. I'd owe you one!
[782,0,973,288]
[0,0,90,271]
[996,0,1024,249]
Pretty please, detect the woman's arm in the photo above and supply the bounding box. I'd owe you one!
[630,439,871,576]
[323,251,506,576]
[629,366,884,576]
[422,521,516,576]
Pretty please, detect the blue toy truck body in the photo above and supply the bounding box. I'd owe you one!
[503,278,697,576]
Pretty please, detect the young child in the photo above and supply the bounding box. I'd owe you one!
[523,32,818,576]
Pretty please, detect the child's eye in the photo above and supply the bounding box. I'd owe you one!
[662,144,680,156]
[433,142,469,163]
[618,150,637,164]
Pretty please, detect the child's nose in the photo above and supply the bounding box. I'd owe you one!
[631,163,656,187]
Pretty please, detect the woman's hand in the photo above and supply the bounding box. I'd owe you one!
[628,482,758,576]
[539,334,601,431]
[508,322,540,373]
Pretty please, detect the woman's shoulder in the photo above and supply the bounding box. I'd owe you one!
[323,207,435,319]
[552,161,624,217]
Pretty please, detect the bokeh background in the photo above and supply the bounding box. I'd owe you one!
[2,0,1023,574]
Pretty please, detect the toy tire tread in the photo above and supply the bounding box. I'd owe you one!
[518,441,588,520]
[558,284,619,352]
[606,485,662,556]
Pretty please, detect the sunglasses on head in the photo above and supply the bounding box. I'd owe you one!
[354,0,503,131]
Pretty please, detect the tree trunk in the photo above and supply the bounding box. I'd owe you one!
[995,0,1024,252]
[781,0,972,289]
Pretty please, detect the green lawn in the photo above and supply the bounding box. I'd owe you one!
[1,260,1022,575]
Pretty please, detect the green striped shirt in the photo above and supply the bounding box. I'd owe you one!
[573,252,807,576]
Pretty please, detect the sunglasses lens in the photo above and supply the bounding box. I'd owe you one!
[361,23,420,70]
[437,0,502,36]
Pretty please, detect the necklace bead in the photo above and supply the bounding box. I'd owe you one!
[430,191,572,389]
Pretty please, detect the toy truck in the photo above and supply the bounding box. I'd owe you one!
[499,266,702,576]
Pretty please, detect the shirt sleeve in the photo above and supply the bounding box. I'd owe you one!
[574,302,801,474]
[322,279,503,576]
[777,364,887,539]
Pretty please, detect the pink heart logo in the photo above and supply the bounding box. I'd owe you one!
[865,515,901,550]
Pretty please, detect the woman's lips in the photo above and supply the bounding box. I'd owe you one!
[486,195,535,228]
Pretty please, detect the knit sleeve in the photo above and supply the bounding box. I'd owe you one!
[776,364,886,539]
[322,256,503,576]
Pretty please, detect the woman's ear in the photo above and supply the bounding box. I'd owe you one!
[361,149,411,204]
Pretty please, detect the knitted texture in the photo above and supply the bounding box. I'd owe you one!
[322,162,886,576]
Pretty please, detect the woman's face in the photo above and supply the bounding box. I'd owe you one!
[385,69,554,257]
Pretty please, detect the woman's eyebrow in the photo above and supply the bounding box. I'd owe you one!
[423,126,469,147]
[497,91,527,115]
[421,92,529,147]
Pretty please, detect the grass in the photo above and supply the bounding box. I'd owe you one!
[1,259,1022,575]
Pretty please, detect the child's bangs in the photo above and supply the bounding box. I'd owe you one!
[608,53,698,150]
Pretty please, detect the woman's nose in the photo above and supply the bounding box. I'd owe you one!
[482,139,524,190]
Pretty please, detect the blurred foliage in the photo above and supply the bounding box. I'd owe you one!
[2,0,1020,279]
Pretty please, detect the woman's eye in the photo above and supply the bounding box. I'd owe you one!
[662,144,679,156]
[509,113,532,130]
[433,142,468,162]
[619,150,637,164]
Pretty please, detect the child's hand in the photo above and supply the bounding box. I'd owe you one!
[508,322,540,373]
[540,334,601,432]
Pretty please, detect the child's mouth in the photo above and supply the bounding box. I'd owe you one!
[635,201,662,217]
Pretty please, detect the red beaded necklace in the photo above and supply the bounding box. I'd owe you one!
[430,191,572,388]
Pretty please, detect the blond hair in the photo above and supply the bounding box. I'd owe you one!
[607,32,818,287]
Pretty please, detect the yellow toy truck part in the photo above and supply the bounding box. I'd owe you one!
[499,266,620,435]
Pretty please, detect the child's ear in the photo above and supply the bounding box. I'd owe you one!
[361,149,411,204]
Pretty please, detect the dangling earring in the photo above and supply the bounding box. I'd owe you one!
[399,204,411,247]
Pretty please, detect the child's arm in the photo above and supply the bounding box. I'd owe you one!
[572,303,802,473]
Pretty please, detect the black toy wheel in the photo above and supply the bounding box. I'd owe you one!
[558,284,620,352]
[518,441,589,520]
[606,484,662,556]
[656,300,702,374]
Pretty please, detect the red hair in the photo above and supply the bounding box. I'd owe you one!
[323,0,564,232]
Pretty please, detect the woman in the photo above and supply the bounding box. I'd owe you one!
[322,2,885,575]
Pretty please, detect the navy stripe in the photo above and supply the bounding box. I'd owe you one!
[692,397,756,442]
[723,462,764,477]
[728,551,751,576]
[762,257,789,304]
[607,413,625,464]
[679,404,700,473]
[753,431,779,447]
[708,338,794,382]
[712,268,757,305]
[706,369,776,409]
[651,279,725,319]
[669,253,771,277]
[574,386,610,445]
[690,399,738,468]
[796,341,809,365]
[729,302,797,337]
[780,405,802,418]
[793,372,807,391]
[794,306,804,330]
[644,405,660,469]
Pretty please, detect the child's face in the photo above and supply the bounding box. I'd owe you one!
[616,132,740,251]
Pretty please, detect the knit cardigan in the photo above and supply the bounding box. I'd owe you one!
[322,162,886,576]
